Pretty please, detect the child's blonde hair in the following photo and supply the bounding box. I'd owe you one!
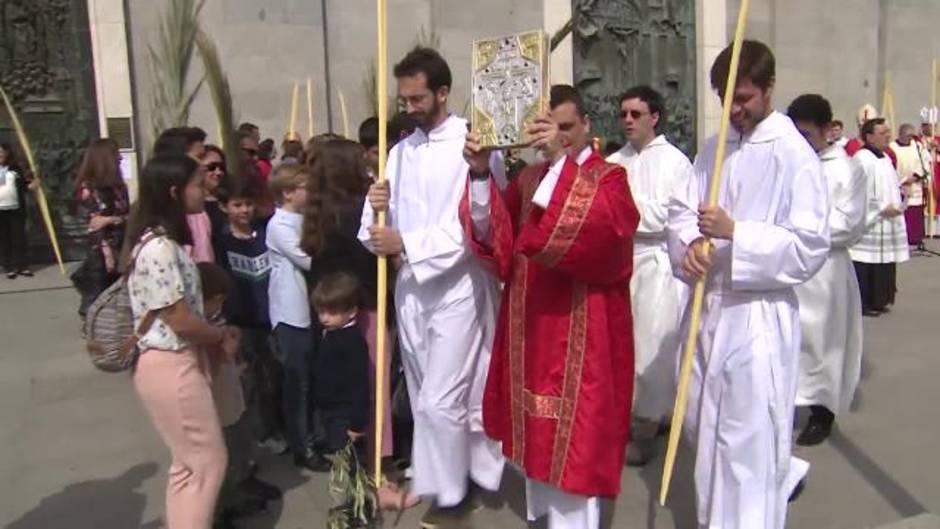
[268,163,310,205]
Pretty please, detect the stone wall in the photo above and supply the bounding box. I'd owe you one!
[127,0,544,151]
[725,0,940,134]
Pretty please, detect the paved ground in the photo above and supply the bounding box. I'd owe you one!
[2,244,940,529]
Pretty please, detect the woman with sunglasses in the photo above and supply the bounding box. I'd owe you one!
[202,145,228,242]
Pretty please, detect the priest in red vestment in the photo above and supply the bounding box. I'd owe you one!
[460,85,640,529]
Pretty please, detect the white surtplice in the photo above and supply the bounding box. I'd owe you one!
[667,111,830,529]
[607,135,691,421]
[795,144,866,414]
[849,148,910,265]
[358,115,506,507]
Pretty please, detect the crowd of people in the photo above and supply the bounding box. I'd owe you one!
[1,34,934,529]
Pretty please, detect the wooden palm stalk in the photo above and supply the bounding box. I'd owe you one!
[929,60,937,239]
[339,89,351,140]
[659,0,751,506]
[288,82,300,140]
[307,77,315,140]
[0,85,65,275]
[373,0,389,486]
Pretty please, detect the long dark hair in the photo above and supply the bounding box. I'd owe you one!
[127,154,199,247]
[0,142,23,173]
[77,138,123,189]
[301,139,369,256]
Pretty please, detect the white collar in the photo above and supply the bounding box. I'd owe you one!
[411,114,468,143]
[734,111,788,144]
[550,146,593,174]
[622,134,668,156]
[819,143,847,162]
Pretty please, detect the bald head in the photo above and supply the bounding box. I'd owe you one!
[898,123,915,146]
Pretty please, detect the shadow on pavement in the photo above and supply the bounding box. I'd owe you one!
[829,429,927,519]
[6,462,159,529]
[244,450,312,529]
[638,437,698,529]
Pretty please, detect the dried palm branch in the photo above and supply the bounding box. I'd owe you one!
[147,0,206,143]
[0,84,64,274]
[194,28,242,181]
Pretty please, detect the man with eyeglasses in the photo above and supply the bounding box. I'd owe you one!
[359,46,506,528]
[606,85,691,467]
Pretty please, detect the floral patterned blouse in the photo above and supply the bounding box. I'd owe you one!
[77,182,130,251]
[128,229,204,352]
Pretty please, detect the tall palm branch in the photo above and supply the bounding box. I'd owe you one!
[147,0,206,143]
[195,28,242,181]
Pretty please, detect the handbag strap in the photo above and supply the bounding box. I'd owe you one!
[126,229,165,341]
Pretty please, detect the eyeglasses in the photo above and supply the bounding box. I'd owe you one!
[242,147,258,156]
[205,162,224,172]
[620,110,649,119]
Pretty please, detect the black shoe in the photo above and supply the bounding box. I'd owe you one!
[240,475,283,501]
[6,271,16,279]
[17,269,32,277]
[294,452,331,472]
[788,479,806,503]
[796,418,832,446]
[224,495,268,519]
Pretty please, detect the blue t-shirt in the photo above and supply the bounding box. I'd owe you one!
[214,221,271,327]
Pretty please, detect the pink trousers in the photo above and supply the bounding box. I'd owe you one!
[359,309,394,459]
[134,348,228,529]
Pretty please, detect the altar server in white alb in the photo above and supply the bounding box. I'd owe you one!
[667,40,830,529]
[849,118,910,316]
[786,94,867,447]
[358,47,506,528]
[606,85,691,466]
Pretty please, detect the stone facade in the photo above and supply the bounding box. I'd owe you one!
[126,0,545,152]
[726,0,940,134]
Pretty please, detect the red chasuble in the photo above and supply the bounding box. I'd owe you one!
[460,152,640,498]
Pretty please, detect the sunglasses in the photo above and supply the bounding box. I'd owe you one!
[242,147,258,156]
[620,110,649,119]
[205,162,224,172]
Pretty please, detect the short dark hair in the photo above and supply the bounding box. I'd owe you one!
[237,122,259,135]
[311,272,361,313]
[153,127,206,156]
[787,94,833,128]
[861,117,886,139]
[710,39,776,95]
[197,262,233,300]
[832,120,844,128]
[258,138,275,161]
[216,173,261,204]
[394,47,452,92]
[619,85,665,126]
[359,117,379,149]
[152,127,190,156]
[186,126,207,144]
[550,84,587,117]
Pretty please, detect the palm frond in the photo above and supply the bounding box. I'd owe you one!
[147,0,206,143]
[195,28,242,181]
[416,26,441,50]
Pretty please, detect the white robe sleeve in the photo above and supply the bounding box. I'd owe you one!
[830,159,868,248]
[667,161,704,284]
[469,179,492,245]
[731,158,830,291]
[637,154,692,235]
